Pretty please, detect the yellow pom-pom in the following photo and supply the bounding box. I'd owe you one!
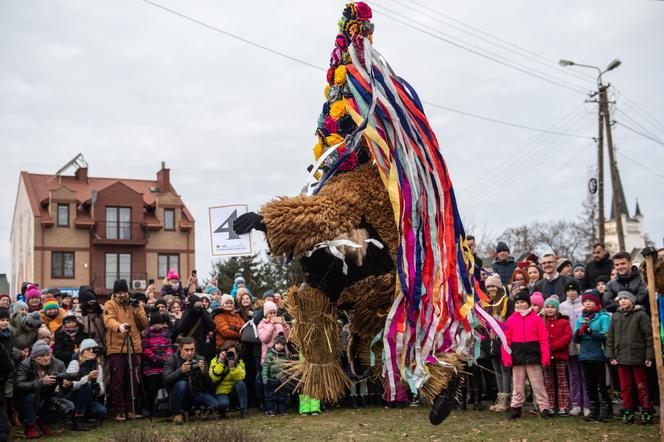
[334,65,347,85]
[325,133,344,147]
[324,85,331,100]
[329,100,346,120]
[313,142,324,160]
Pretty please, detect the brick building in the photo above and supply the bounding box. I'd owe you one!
[10,156,195,297]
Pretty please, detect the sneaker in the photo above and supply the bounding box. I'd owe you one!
[541,409,556,418]
[24,423,41,439]
[172,413,185,425]
[35,417,52,436]
[311,412,320,416]
[265,411,275,417]
[569,406,582,416]
[622,410,635,424]
[558,408,569,416]
[583,408,591,417]
[640,411,653,425]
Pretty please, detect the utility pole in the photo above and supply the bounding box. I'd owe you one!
[600,86,626,252]
[597,85,606,245]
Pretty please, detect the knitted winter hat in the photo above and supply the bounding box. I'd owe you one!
[199,293,211,303]
[263,300,277,314]
[529,292,544,308]
[221,294,234,306]
[188,295,201,306]
[79,338,99,353]
[42,298,59,313]
[485,274,502,288]
[544,295,560,310]
[581,289,601,306]
[167,269,180,280]
[206,286,221,295]
[26,285,41,301]
[113,279,129,294]
[556,257,572,272]
[564,279,581,294]
[572,263,586,272]
[31,340,51,358]
[235,276,246,285]
[496,242,510,253]
[11,301,28,315]
[155,299,167,308]
[616,290,636,305]
[150,311,169,326]
[262,289,275,299]
[62,312,78,324]
[513,289,531,306]
[594,275,609,285]
[0,294,10,303]
[0,308,9,320]
[25,311,43,329]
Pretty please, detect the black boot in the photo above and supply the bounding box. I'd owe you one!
[585,401,599,421]
[510,407,522,420]
[71,416,90,431]
[472,384,483,411]
[598,401,612,422]
[457,380,467,411]
[240,409,249,419]
[429,374,461,425]
[360,396,368,408]
[351,396,358,409]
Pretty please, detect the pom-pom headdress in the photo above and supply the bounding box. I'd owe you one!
[307,2,507,400]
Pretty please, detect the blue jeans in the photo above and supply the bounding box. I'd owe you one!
[264,381,287,414]
[215,380,248,411]
[17,392,74,425]
[169,380,217,414]
[70,383,107,419]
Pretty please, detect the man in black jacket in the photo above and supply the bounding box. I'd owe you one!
[163,337,217,424]
[584,243,614,288]
[604,252,649,313]
[15,341,74,438]
[532,253,574,302]
[173,295,215,361]
[492,242,516,286]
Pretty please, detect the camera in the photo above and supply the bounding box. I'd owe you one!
[55,372,77,384]
[226,350,236,362]
[130,298,141,307]
[188,356,203,373]
[91,346,106,355]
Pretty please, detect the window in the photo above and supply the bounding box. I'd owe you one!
[52,252,74,278]
[105,253,131,289]
[164,208,175,231]
[158,254,179,279]
[106,207,131,240]
[57,204,69,227]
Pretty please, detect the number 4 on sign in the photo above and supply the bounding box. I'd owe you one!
[214,210,241,240]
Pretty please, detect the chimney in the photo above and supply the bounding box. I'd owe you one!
[75,167,88,182]
[157,162,171,193]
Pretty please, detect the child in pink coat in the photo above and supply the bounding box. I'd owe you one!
[257,301,290,364]
[502,289,555,419]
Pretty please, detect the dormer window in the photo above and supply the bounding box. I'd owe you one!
[57,204,69,227]
[164,208,175,231]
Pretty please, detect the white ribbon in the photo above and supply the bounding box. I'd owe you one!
[304,238,384,274]
[300,140,346,195]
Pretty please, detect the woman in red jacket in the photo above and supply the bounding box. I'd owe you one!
[542,295,572,415]
[214,294,245,351]
[502,290,555,419]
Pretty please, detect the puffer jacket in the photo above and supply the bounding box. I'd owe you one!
[261,347,289,384]
[10,311,42,357]
[258,319,290,364]
[41,309,65,333]
[492,257,517,286]
[141,325,174,375]
[103,295,148,355]
[573,309,610,362]
[213,310,244,350]
[209,356,245,395]
[604,267,649,313]
[606,305,653,365]
[544,314,572,361]
[501,309,550,367]
[559,297,583,356]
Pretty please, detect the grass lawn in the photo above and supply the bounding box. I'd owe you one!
[8,406,661,441]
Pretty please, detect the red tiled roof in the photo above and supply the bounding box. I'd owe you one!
[21,171,194,222]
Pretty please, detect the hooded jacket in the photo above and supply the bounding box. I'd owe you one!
[544,314,572,361]
[559,296,583,356]
[261,346,289,384]
[103,294,148,355]
[209,355,245,395]
[605,305,654,365]
[573,309,610,362]
[501,309,550,367]
[257,319,290,364]
[10,311,42,357]
[604,267,649,313]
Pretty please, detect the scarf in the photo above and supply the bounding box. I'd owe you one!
[518,307,533,317]
[582,304,602,322]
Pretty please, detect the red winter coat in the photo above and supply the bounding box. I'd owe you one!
[544,314,572,361]
[501,309,550,367]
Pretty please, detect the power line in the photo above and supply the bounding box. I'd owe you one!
[615,121,664,146]
[422,101,591,138]
[381,0,595,86]
[139,0,325,72]
[404,0,597,83]
[618,91,664,135]
[372,6,589,95]
[615,109,664,142]
[618,152,664,179]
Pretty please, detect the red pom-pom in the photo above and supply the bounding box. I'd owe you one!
[326,67,335,85]
[355,2,372,20]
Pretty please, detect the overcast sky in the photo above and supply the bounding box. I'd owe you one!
[1,0,663,285]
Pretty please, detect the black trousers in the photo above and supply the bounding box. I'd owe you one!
[582,361,609,403]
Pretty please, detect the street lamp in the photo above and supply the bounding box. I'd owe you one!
[559,57,624,251]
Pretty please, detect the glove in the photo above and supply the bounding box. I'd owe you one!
[576,323,588,337]
[228,326,239,331]
[233,212,266,234]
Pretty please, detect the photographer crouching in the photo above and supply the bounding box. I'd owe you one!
[163,337,217,424]
[66,338,107,430]
[15,340,75,438]
[210,340,248,418]
[103,279,148,421]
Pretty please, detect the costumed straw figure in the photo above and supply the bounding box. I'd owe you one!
[234,2,507,425]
